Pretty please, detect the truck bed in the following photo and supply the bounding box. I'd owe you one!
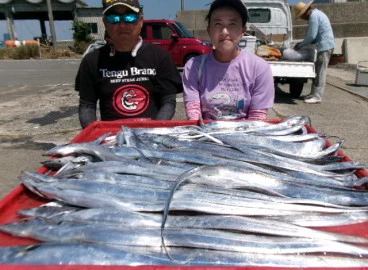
[268,60,316,78]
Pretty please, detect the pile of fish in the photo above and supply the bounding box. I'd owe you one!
[1,115,368,267]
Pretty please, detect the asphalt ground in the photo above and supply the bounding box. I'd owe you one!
[0,59,367,200]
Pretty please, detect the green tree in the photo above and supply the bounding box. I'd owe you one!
[72,21,95,54]
[72,21,94,43]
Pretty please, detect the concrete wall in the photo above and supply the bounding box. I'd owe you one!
[293,2,368,39]
[291,2,368,64]
[176,2,368,65]
[292,37,368,64]
[343,37,368,65]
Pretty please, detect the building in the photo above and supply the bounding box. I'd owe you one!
[0,0,87,42]
[74,6,104,41]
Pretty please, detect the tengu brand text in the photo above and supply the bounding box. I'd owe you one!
[100,68,157,79]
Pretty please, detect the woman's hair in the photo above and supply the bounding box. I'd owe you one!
[205,0,249,26]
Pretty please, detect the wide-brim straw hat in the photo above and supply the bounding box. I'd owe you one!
[293,0,314,19]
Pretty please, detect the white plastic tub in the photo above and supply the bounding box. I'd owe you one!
[355,61,368,86]
[239,35,257,54]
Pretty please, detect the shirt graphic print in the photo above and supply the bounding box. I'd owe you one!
[113,84,150,116]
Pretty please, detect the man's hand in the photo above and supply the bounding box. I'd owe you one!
[294,42,302,50]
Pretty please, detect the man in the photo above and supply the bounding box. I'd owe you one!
[293,0,335,104]
[75,0,183,129]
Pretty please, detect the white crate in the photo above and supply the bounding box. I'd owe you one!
[239,35,257,54]
[355,61,368,86]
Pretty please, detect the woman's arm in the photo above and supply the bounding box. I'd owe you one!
[182,56,203,120]
[184,101,202,120]
[248,109,268,120]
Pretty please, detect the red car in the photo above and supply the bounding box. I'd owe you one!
[141,19,212,67]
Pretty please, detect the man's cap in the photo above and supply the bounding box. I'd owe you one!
[207,0,248,26]
[102,0,141,14]
[293,0,314,19]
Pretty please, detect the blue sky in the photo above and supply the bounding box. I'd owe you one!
[0,0,300,41]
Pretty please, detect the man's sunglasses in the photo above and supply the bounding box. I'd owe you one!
[105,14,140,24]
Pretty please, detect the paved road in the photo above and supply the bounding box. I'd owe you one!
[0,59,81,87]
[0,59,367,199]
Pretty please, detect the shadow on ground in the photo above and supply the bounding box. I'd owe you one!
[26,107,78,126]
[274,85,301,105]
[0,136,57,151]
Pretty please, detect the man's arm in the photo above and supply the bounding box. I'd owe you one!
[155,94,177,120]
[295,13,319,49]
[78,99,97,129]
[75,51,100,129]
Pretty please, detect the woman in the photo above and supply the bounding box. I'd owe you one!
[182,0,274,120]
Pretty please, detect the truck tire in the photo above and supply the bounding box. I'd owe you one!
[289,79,304,98]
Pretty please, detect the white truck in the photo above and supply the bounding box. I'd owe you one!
[238,0,316,98]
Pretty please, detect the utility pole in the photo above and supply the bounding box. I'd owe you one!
[46,0,57,48]
[181,0,184,10]
[5,10,17,40]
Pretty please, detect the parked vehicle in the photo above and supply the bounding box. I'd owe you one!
[239,0,316,98]
[141,20,212,67]
[90,20,212,67]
